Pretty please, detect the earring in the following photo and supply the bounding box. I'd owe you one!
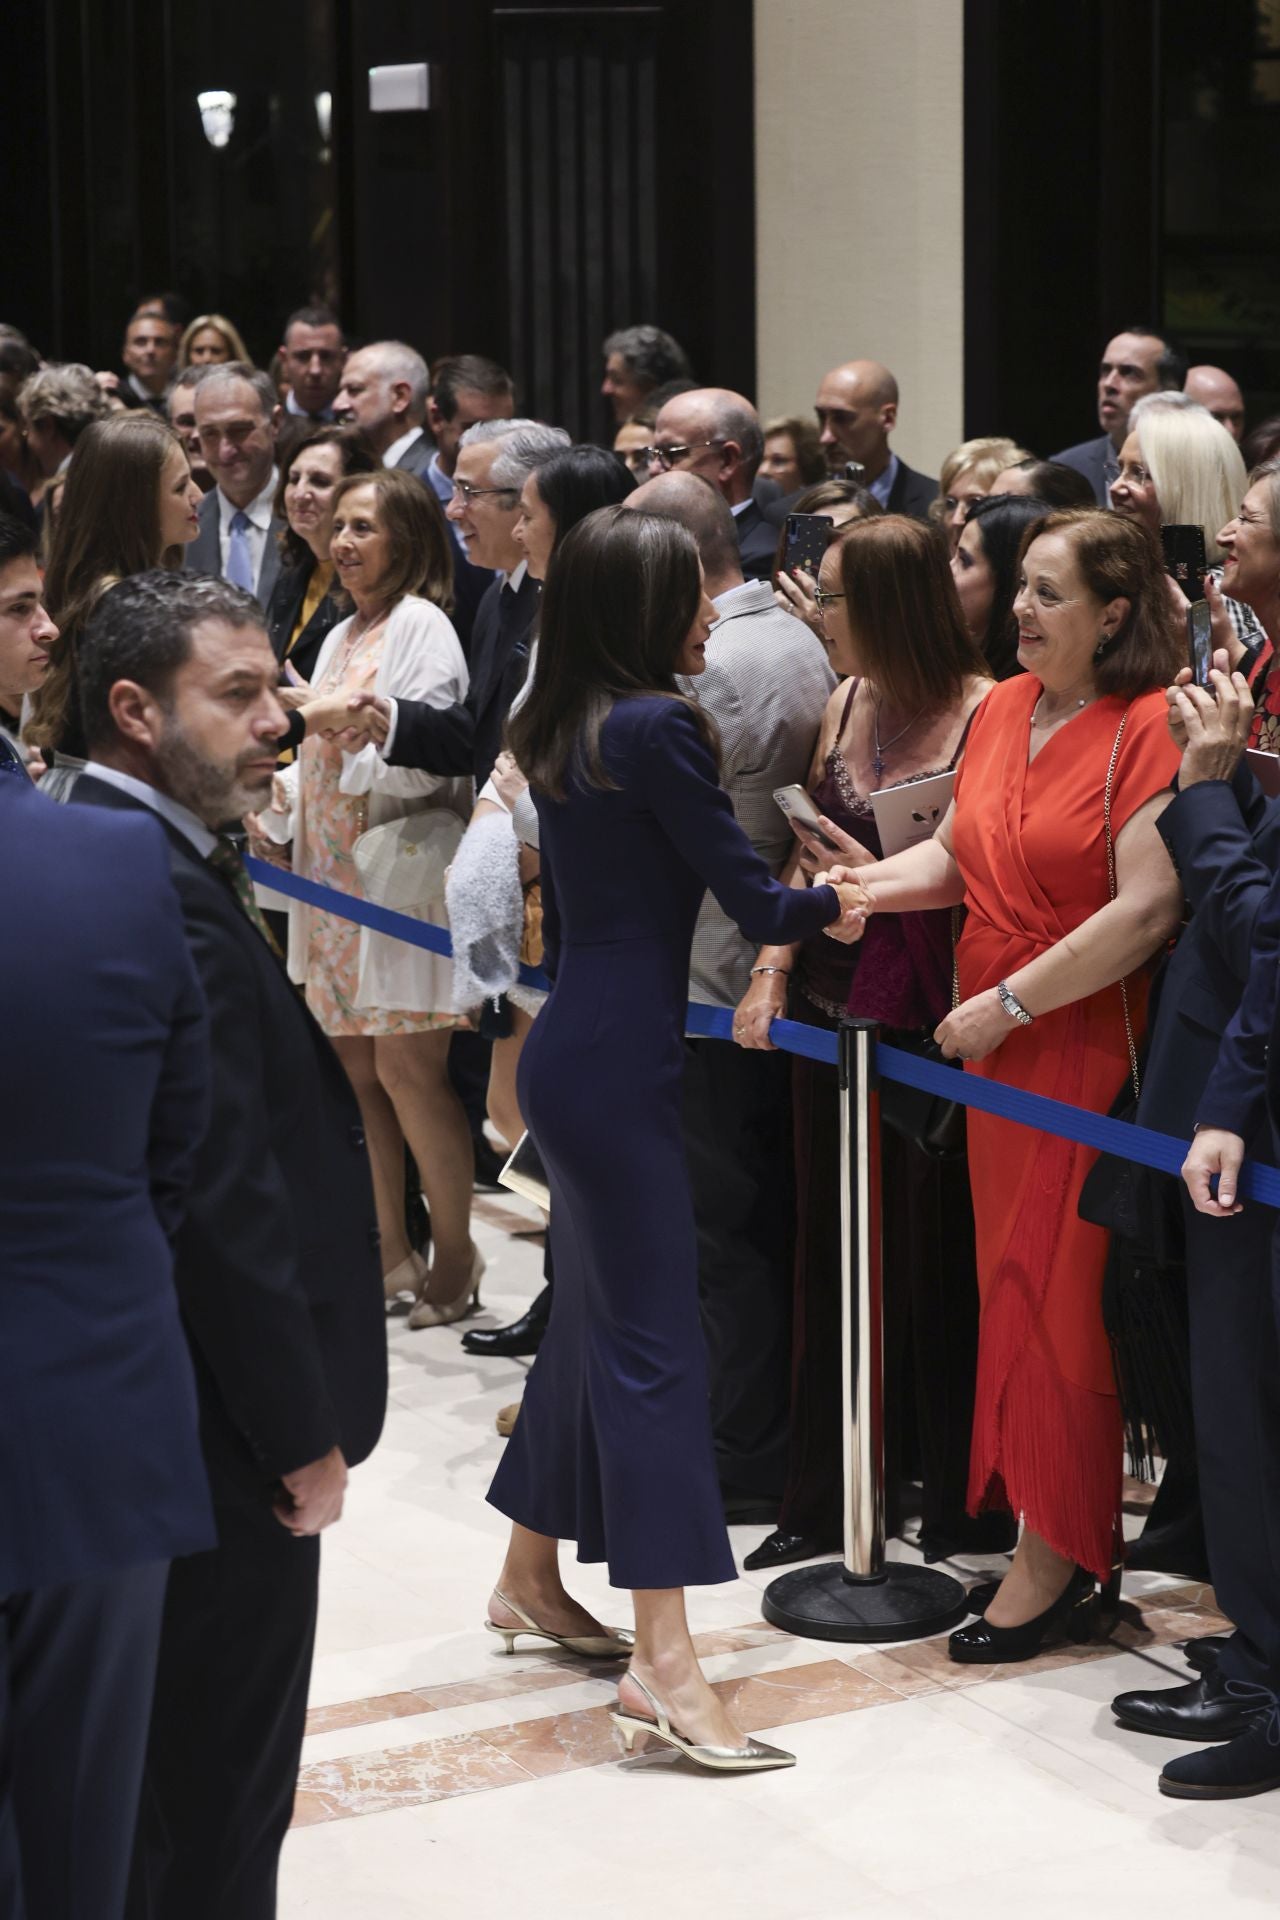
[1094,632,1109,660]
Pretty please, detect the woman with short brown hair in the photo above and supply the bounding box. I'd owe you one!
[833,508,1185,1659]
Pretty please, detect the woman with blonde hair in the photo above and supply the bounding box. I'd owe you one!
[934,435,1032,552]
[1111,394,1248,567]
[24,412,202,785]
[178,313,253,369]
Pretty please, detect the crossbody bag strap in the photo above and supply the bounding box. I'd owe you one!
[1104,705,1140,1101]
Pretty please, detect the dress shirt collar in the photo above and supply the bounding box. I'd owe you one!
[127,372,167,407]
[501,558,529,595]
[217,468,279,535]
[285,392,336,422]
[384,425,424,469]
[868,453,899,509]
[426,451,454,504]
[82,761,219,857]
[729,497,751,518]
[711,578,774,624]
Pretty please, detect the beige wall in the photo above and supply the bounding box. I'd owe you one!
[754,0,964,480]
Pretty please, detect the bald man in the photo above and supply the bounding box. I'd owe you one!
[626,469,835,1520]
[813,359,937,519]
[647,386,778,578]
[1185,365,1246,443]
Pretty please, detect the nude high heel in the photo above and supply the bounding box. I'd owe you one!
[383,1249,428,1303]
[484,1587,634,1660]
[610,1673,796,1773]
[408,1245,486,1329]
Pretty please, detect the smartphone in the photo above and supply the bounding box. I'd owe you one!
[774,784,842,853]
[1162,524,1208,605]
[1188,598,1213,689]
[783,512,832,579]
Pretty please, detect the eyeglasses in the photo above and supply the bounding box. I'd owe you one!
[453,479,519,503]
[639,439,725,471]
[1109,460,1151,489]
[812,586,846,612]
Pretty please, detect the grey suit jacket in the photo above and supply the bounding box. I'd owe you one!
[391,431,435,480]
[1050,433,1112,506]
[186,487,284,608]
[679,580,837,1010]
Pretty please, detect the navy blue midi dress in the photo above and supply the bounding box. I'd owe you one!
[487,696,839,1588]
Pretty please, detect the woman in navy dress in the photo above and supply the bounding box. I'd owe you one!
[486,506,862,1771]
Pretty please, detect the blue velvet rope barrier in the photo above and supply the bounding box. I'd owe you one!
[246,854,1280,1207]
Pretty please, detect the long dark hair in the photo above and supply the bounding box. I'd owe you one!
[532,444,636,543]
[509,505,714,800]
[27,412,186,752]
[962,493,1051,680]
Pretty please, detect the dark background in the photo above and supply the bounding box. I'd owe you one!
[3,0,1277,450]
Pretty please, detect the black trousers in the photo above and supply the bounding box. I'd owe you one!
[0,1559,168,1920]
[682,1037,795,1503]
[126,1500,320,1920]
[1184,1193,1280,1691]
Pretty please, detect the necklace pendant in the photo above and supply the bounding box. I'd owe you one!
[872,756,885,779]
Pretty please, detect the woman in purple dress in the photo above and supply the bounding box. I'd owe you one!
[485,506,864,1774]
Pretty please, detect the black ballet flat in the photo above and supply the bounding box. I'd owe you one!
[742,1529,838,1573]
[948,1568,1097,1664]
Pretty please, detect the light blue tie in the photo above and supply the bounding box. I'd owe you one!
[226,509,255,593]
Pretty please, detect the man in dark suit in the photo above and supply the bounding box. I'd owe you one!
[1052,327,1187,505]
[186,363,285,608]
[1138,674,1280,1802]
[116,311,178,415]
[647,387,778,579]
[813,359,937,519]
[351,419,566,790]
[72,571,387,1917]
[1,776,215,1920]
[334,339,491,649]
[0,512,59,776]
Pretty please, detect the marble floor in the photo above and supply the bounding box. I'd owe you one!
[281,1189,1280,1919]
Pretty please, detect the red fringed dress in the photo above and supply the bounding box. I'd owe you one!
[950,676,1179,1579]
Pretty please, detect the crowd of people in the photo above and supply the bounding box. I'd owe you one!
[6,290,1280,1917]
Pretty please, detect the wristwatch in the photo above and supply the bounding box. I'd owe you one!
[997,979,1034,1027]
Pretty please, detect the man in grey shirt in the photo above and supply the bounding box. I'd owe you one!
[626,473,835,1518]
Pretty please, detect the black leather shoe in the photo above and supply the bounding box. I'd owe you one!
[461,1285,551,1358]
[1182,1634,1233,1675]
[742,1529,838,1573]
[1112,1668,1265,1743]
[949,1568,1095,1664]
[1160,1709,1280,1798]
[964,1578,1001,1618]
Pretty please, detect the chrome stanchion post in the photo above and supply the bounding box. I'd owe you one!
[763,1019,969,1642]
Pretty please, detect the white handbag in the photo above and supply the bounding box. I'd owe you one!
[352,810,464,918]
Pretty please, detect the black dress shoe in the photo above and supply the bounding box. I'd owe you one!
[461,1285,551,1358]
[948,1568,1095,1664]
[1112,1667,1266,1742]
[1160,1707,1280,1799]
[1181,1634,1233,1675]
[742,1529,839,1573]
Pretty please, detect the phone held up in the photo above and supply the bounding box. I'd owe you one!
[1162,525,1213,690]
[783,512,832,579]
[773,784,841,854]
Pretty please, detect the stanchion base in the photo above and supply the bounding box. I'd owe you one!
[762,1561,970,1643]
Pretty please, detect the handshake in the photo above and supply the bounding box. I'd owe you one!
[279,684,393,747]
[816,867,873,944]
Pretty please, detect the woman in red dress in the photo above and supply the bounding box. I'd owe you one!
[834,510,1185,1661]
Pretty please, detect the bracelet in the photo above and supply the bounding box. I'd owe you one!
[751,965,791,977]
[996,979,1034,1027]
